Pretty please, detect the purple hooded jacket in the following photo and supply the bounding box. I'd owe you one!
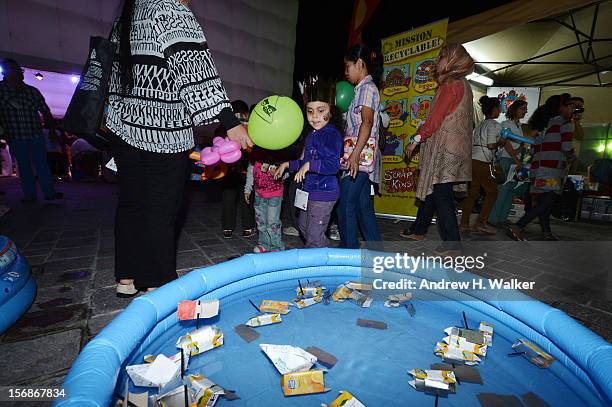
[289,124,343,201]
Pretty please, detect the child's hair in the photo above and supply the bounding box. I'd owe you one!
[528,93,572,131]
[436,43,474,85]
[505,100,528,120]
[478,96,500,117]
[303,79,344,131]
[231,100,249,115]
[345,43,382,86]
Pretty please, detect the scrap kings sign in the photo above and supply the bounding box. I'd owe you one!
[375,19,448,218]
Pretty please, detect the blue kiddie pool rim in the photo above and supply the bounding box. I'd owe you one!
[56,248,612,406]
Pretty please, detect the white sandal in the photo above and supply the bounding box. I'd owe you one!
[116,282,138,298]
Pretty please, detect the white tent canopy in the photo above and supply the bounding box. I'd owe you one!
[0,0,298,110]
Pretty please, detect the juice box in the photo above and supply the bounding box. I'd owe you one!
[281,370,327,396]
[512,339,554,368]
[259,300,290,314]
[325,391,366,407]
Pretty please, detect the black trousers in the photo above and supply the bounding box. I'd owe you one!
[221,172,255,231]
[517,191,557,234]
[412,183,461,248]
[113,139,188,289]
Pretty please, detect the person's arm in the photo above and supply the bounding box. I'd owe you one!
[560,121,574,161]
[417,81,464,141]
[154,3,251,148]
[308,129,342,175]
[35,89,56,132]
[486,123,501,150]
[244,162,254,194]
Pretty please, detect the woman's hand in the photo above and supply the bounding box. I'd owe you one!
[227,124,253,150]
[347,153,360,178]
[294,161,310,183]
[244,192,251,204]
[405,142,417,158]
[274,162,289,180]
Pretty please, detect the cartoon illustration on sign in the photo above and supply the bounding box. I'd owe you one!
[497,90,527,114]
[381,64,411,96]
[413,59,437,93]
[380,128,405,157]
[383,100,409,128]
[410,96,433,128]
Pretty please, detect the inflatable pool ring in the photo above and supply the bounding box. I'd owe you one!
[0,236,36,335]
[500,127,535,145]
[58,249,612,406]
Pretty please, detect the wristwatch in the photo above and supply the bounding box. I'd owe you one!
[409,134,422,144]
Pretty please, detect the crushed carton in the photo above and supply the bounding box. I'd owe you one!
[246,313,282,327]
[348,289,373,308]
[281,370,329,396]
[479,322,494,346]
[127,354,179,388]
[156,385,193,407]
[512,339,554,368]
[189,374,238,405]
[323,391,366,407]
[434,342,481,366]
[293,295,323,309]
[260,300,290,314]
[331,284,352,302]
[346,281,373,291]
[260,344,317,374]
[177,299,219,321]
[445,326,487,346]
[176,326,224,357]
[296,286,325,298]
[430,363,483,385]
[408,368,457,393]
[384,292,413,307]
[443,335,487,357]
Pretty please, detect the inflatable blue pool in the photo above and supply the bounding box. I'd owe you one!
[57,249,612,406]
[0,236,36,335]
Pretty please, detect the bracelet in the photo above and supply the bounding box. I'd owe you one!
[409,134,422,144]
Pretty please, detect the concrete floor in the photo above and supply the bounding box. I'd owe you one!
[0,176,610,405]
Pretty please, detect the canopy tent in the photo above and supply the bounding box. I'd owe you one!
[0,0,298,115]
[447,0,611,123]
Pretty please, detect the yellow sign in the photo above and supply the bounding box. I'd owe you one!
[375,19,448,218]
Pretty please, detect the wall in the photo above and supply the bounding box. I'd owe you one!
[0,0,298,113]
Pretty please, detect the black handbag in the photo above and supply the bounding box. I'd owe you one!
[63,36,116,150]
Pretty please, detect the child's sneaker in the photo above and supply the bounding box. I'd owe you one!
[253,245,268,253]
[328,224,340,241]
[283,226,300,237]
[242,228,256,238]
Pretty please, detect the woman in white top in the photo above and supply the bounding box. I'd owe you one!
[459,96,503,234]
[488,100,528,225]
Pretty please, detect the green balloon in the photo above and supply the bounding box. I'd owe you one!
[248,96,304,150]
[335,81,355,113]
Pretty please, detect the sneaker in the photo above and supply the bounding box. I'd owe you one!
[506,225,526,241]
[542,233,559,241]
[399,229,425,241]
[328,224,340,241]
[223,230,233,239]
[242,228,256,238]
[253,245,268,253]
[283,226,300,237]
[474,223,497,235]
[116,282,139,298]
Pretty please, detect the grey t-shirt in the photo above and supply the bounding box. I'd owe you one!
[472,119,501,162]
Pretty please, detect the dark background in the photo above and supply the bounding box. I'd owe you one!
[293,0,511,91]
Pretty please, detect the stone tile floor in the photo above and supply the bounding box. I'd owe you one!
[0,176,610,404]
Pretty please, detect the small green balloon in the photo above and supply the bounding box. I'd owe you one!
[335,81,355,113]
[248,96,304,150]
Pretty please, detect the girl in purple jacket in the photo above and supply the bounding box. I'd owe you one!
[275,81,343,248]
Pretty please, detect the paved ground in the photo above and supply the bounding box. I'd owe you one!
[0,176,610,405]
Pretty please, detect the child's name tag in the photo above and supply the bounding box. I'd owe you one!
[294,188,309,210]
[105,157,117,173]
